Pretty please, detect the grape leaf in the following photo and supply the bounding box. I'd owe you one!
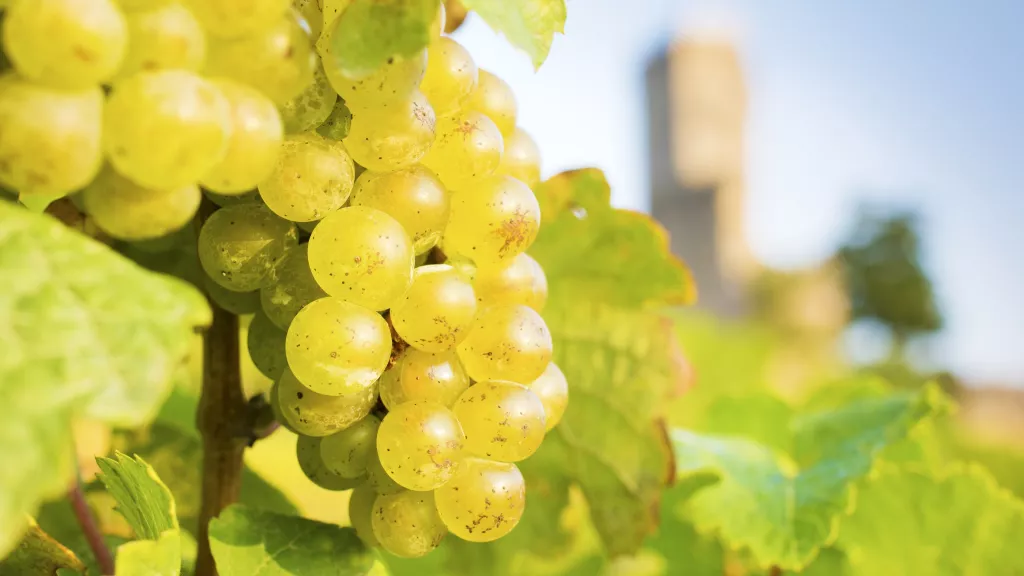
[328,0,437,77]
[0,519,86,575]
[115,529,182,576]
[96,453,178,540]
[641,481,725,576]
[209,505,373,576]
[0,201,210,557]
[461,0,567,69]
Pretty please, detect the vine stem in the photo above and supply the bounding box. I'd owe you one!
[68,467,114,576]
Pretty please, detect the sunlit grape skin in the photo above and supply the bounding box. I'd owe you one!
[257,132,354,222]
[198,203,298,292]
[343,92,437,173]
[371,491,447,558]
[182,0,289,39]
[376,400,465,491]
[260,244,327,330]
[421,37,478,116]
[434,458,526,542]
[248,311,288,381]
[453,380,547,462]
[378,349,470,410]
[296,434,364,490]
[322,47,427,110]
[83,165,201,241]
[421,110,504,191]
[348,484,379,547]
[391,265,478,353]
[115,3,206,80]
[349,165,450,254]
[457,304,553,384]
[496,127,542,189]
[277,368,378,437]
[201,79,285,194]
[443,175,541,268]
[529,363,569,431]
[320,413,380,478]
[467,69,518,137]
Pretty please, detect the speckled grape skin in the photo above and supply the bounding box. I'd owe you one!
[376,400,465,491]
[467,69,517,137]
[420,37,478,116]
[421,110,503,191]
[365,447,404,496]
[371,491,447,558]
[391,265,477,353]
[277,368,378,437]
[198,203,298,292]
[320,414,380,478]
[295,434,364,491]
[348,485,379,547]
[280,63,337,134]
[378,349,470,410]
[349,165,450,255]
[269,381,300,434]
[434,457,526,542]
[201,79,284,194]
[258,132,354,222]
[442,175,540,268]
[452,380,547,462]
[307,206,415,311]
[284,297,392,395]
[473,252,548,312]
[342,91,436,173]
[495,128,542,189]
[529,363,569,431]
[322,47,426,110]
[260,245,327,330]
[456,304,553,384]
[247,311,288,381]
[83,165,201,241]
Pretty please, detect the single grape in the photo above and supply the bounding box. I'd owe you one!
[371,491,447,558]
[430,1,446,38]
[293,0,324,40]
[529,362,569,431]
[296,434,364,490]
[348,484,379,547]
[316,98,352,141]
[349,165,449,254]
[204,188,262,207]
[496,127,542,189]
[260,245,327,329]
[182,0,289,38]
[204,276,261,315]
[473,252,548,312]
[307,206,415,311]
[390,265,477,353]
[420,37,477,116]
[466,69,517,137]
[258,132,354,222]
[247,311,288,380]
[285,297,392,395]
[201,79,285,194]
[434,457,526,542]
[378,348,470,410]
[322,45,426,109]
[457,304,552,383]
[0,77,102,196]
[277,368,378,436]
[280,63,337,134]
[453,380,546,462]
[115,3,206,80]
[342,92,436,173]
[268,381,300,433]
[317,0,351,51]
[198,203,298,292]
[114,0,173,11]
[442,175,541,267]
[366,446,404,496]
[104,70,232,189]
[420,110,503,191]
[376,400,464,491]
[83,165,201,241]
[320,414,380,478]
[2,0,127,88]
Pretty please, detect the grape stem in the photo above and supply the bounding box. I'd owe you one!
[69,465,115,576]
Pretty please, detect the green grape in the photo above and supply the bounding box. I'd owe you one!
[247,311,288,380]
[204,11,315,105]
[203,188,262,207]
[442,175,541,267]
[376,400,464,491]
[115,3,206,80]
[104,70,232,189]
[2,0,126,89]
[198,203,298,291]
[278,368,378,436]
[348,485,379,547]
[293,0,324,40]
[316,98,352,141]
[320,414,380,478]
[284,296,392,395]
[83,165,201,241]
[496,127,542,189]
[114,0,172,11]
[378,348,469,410]
[453,380,546,462]
[366,446,404,496]
[296,434,364,490]
[260,245,327,329]
[390,264,476,353]
[466,69,517,137]
[473,252,548,312]
[529,362,569,431]
[257,132,354,222]
[322,48,426,110]
[269,381,300,434]
[204,277,261,315]
[434,457,526,542]
[280,63,337,134]
[371,491,446,558]
[317,0,351,50]
[420,110,503,191]
[349,165,449,254]
[457,304,552,384]
[0,76,102,196]
[420,37,477,116]
[342,92,436,173]
[183,0,289,38]
[201,79,285,194]
[307,206,414,311]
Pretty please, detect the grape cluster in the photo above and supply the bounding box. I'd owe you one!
[0,0,568,557]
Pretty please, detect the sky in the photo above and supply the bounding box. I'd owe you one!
[452,0,1024,386]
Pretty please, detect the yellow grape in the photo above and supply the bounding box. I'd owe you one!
[316,98,352,141]
[201,79,285,194]
[348,165,449,254]
[473,252,548,312]
[204,277,261,315]
[247,311,288,381]
[293,0,324,40]
[114,0,172,11]
[317,0,351,52]
[182,0,289,38]
[104,70,232,189]
[376,400,464,491]
[198,203,298,291]
[2,0,126,88]
[453,380,546,462]
[280,63,337,134]
[366,446,404,496]
[442,175,541,267]
[457,304,552,383]
[371,491,446,558]
[277,368,378,436]
[342,92,436,173]
[348,484,379,547]
[430,1,446,38]
[529,362,568,431]
[420,37,477,116]
[258,132,354,222]
[260,245,327,329]
[83,165,201,241]
[307,206,414,311]
[269,380,300,434]
[434,457,526,542]
[321,30,426,108]
[320,414,380,478]
[203,188,261,207]
[378,348,470,410]
[0,76,102,196]
[466,69,517,137]
[390,264,477,353]
[115,3,206,80]
[496,127,542,188]
[296,434,364,490]
[420,110,503,191]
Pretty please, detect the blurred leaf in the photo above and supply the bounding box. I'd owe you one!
[114,529,181,576]
[96,453,178,540]
[328,0,436,77]
[36,495,132,576]
[0,201,210,557]
[461,0,566,69]
[0,519,86,575]
[642,481,725,576]
[793,547,852,576]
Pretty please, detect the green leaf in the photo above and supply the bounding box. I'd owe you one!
[461,0,567,69]
[115,529,182,576]
[0,518,86,575]
[36,493,132,576]
[0,202,210,556]
[96,453,178,540]
[642,482,725,576]
[208,505,373,576]
[328,0,436,77]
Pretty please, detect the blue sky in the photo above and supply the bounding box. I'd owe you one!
[453,0,1024,385]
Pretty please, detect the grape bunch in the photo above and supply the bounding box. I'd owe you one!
[0,0,568,557]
